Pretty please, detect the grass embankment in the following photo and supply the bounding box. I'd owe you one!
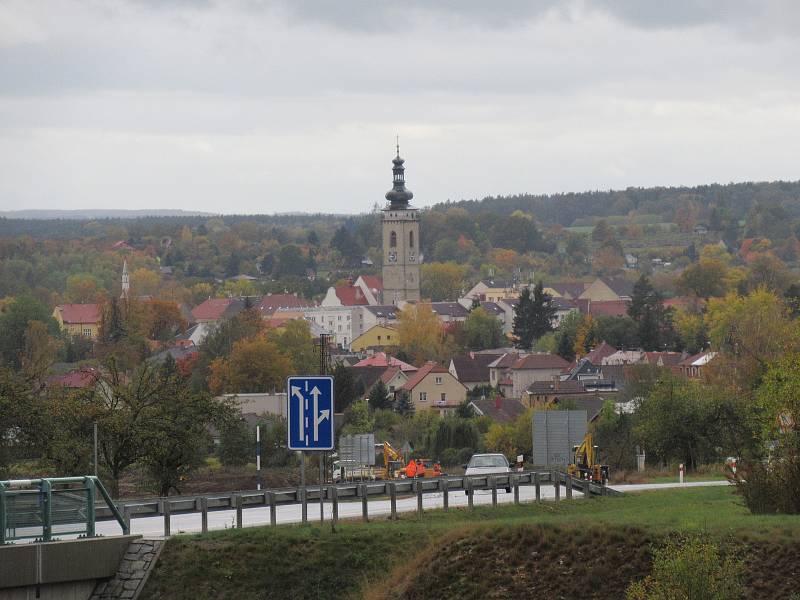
[140,487,800,600]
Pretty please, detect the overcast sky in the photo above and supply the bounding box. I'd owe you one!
[1,0,799,215]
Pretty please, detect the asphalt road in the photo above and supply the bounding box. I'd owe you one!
[91,480,730,539]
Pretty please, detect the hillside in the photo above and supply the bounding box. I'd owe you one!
[140,487,800,600]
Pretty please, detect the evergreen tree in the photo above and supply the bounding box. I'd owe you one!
[368,379,392,410]
[628,275,676,351]
[332,362,364,412]
[512,283,557,350]
[393,390,414,415]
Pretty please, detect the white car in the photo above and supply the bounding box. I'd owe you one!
[464,453,512,494]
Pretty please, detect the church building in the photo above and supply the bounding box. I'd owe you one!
[382,144,420,304]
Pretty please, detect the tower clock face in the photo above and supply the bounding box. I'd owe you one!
[388,251,397,262]
[408,252,415,262]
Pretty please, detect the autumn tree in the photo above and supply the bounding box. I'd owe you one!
[421,262,468,301]
[0,296,58,369]
[145,300,187,341]
[208,335,293,394]
[132,268,161,297]
[628,275,676,351]
[271,319,316,374]
[21,320,57,381]
[397,304,449,364]
[678,259,729,298]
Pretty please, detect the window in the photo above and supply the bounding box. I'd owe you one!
[83,328,92,337]
[390,231,397,247]
[337,325,342,332]
[419,392,427,402]
[377,335,381,341]
[440,392,446,403]
[409,230,414,248]
[386,335,391,341]
[435,376,443,385]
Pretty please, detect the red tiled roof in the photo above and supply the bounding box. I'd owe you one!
[512,354,570,370]
[380,365,401,385]
[643,352,683,367]
[353,352,417,372]
[111,241,134,251]
[584,341,618,365]
[360,275,383,293]
[191,298,235,321]
[402,361,449,391]
[57,303,101,324]
[587,300,630,318]
[335,285,369,306]
[48,368,99,389]
[258,294,314,315]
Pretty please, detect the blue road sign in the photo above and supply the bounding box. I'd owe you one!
[287,376,334,451]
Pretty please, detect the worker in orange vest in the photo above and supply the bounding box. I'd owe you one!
[405,459,417,479]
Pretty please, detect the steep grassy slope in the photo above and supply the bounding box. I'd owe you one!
[141,487,800,600]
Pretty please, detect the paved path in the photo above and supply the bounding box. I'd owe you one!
[93,480,729,539]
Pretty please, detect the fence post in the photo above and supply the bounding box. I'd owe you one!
[416,480,423,519]
[566,476,573,500]
[389,482,397,520]
[301,487,308,524]
[200,497,208,533]
[123,505,132,536]
[268,492,277,527]
[163,498,171,537]
[0,484,6,545]
[440,478,449,511]
[513,475,520,505]
[360,484,369,522]
[41,479,52,542]
[553,472,560,501]
[467,478,474,510]
[234,494,243,528]
[330,486,338,526]
[85,477,96,538]
[534,472,541,501]
[491,477,498,507]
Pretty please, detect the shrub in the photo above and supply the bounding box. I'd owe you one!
[734,431,800,514]
[217,417,252,467]
[626,534,742,600]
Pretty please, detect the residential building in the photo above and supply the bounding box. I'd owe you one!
[352,352,417,372]
[427,302,470,324]
[190,297,245,326]
[602,350,645,365]
[677,351,717,379]
[551,296,579,327]
[578,277,633,302]
[302,305,355,348]
[321,283,371,307]
[352,305,399,340]
[401,361,468,415]
[544,282,587,300]
[52,303,102,340]
[463,279,526,303]
[509,353,571,398]
[215,393,287,417]
[350,324,398,353]
[382,146,420,303]
[448,352,501,390]
[487,352,521,395]
[583,341,618,365]
[258,293,315,317]
[468,396,527,423]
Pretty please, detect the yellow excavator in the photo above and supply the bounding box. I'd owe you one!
[381,441,407,480]
[567,433,609,485]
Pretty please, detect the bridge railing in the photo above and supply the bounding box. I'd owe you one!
[0,476,128,544]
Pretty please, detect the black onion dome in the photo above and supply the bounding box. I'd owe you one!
[385,149,413,209]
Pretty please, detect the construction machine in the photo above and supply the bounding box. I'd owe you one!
[381,441,407,479]
[567,433,609,485]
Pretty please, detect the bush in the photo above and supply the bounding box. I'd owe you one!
[626,534,742,600]
[217,417,252,467]
[734,431,800,514]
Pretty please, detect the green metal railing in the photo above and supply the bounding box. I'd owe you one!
[0,476,128,544]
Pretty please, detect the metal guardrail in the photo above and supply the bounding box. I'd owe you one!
[0,476,128,544]
[97,470,618,535]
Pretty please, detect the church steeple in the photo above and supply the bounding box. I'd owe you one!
[121,260,130,299]
[385,139,414,209]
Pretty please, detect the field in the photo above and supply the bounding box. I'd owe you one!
[140,486,800,600]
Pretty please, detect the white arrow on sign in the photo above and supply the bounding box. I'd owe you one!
[291,386,305,441]
[310,386,330,442]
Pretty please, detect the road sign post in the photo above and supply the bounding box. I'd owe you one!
[288,376,335,525]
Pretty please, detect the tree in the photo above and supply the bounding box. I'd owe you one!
[573,315,599,358]
[554,310,583,361]
[0,296,58,369]
[140,358,222,496]
[330,226,364,267]
[21,320,57,381]
[628,275,676,351]
[145,300,187,341]
[746,253,792,293]
[275,245,308,277]
[673,311,707,354]
[463,307,503,350]
[332,362,364,412]
[368,379,392,410]
[513,283,556,350]
[271,319,316,375]
[397,304,449,364]
[208,335,293,394]
[394,390,414,415]
[217,417,253,467]
[340,399,374,436]
[132,268,161,297]
[421,262,468,301]
[678,259,729,298]
[65,274,100,303]
[595,316,639,350]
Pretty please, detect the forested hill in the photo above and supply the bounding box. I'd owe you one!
[433,180,800,227]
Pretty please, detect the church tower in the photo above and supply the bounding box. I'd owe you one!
[121,260,130,299]
[382,143,420,304]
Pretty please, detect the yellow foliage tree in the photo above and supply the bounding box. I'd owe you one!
[397,304,449,365]
[208,335,293,395]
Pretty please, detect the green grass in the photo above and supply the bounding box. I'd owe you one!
[141,487,800,600]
